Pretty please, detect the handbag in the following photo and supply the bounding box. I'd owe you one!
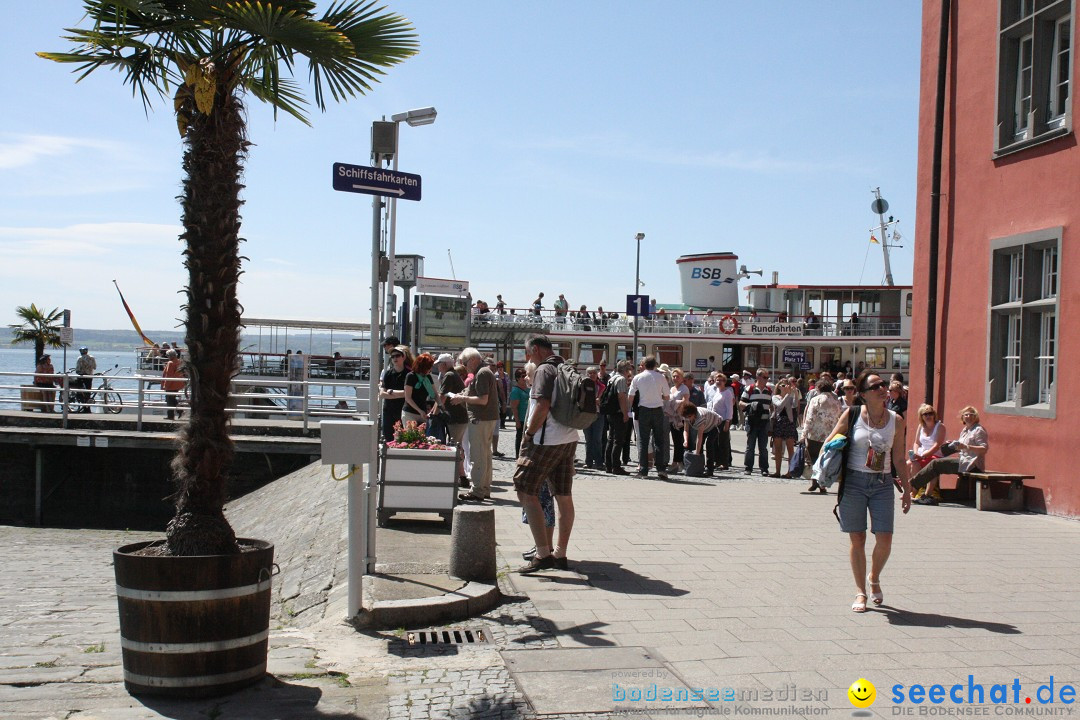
[939,441,959,457]
[789,442,806,477]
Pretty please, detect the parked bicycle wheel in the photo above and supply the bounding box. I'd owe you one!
[62,388,83,414]
[103,391,123,414]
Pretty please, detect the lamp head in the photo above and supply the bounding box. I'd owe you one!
[634,232,645,241]
[392,107,438,126]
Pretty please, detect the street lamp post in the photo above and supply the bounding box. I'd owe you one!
[385,107,437,346]
[633,232,645,365]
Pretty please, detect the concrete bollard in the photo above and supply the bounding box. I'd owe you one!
[448,505,496,583]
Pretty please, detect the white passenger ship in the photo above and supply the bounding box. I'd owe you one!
[467,253,912,379]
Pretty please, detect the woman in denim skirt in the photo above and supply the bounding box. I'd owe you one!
[826,371,913,613]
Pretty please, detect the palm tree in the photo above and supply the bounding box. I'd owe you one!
[9,304,65,367]
[40,1,417,556]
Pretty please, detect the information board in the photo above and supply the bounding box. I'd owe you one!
[417,295,471,350]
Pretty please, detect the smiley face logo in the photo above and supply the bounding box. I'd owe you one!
[848,678,876,708]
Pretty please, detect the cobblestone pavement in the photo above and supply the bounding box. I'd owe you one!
[5,428,1080,719]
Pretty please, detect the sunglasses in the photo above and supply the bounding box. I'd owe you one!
[863,380,887,392]
[390,353,404,359]
[842,386,856,392]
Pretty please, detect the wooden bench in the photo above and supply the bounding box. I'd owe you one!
[956,471,1034,512]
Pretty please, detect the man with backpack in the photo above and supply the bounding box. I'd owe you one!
[600,360,632,475]
[515,334,581,573]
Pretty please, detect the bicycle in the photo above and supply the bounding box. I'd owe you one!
[61,365,124,414]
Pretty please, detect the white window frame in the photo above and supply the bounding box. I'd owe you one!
[996,1,1074,155]
[1049,17,1072,124]
[1038,311,1056,403]
[1016,33,1035,137]
[1042,245,1059,298]
[986,228,1061,418]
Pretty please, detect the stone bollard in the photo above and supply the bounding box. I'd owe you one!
[449,505,496,583]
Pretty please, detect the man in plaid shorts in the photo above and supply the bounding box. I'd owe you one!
[514,334,580,573]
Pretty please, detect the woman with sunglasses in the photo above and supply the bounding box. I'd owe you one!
[402,353,437,429]
[839,380,858,408]
[908,404,946,501]
[378,345,411,442]
[910,406,988,506]
[826,370,911,613]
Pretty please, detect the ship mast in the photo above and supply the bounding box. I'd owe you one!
[870,187,898,287]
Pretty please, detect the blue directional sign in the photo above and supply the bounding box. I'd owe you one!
[332,162,422,201]
[626,294,650,317]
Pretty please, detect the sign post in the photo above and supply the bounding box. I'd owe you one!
[626,294,649,366]
[332,157,425,615]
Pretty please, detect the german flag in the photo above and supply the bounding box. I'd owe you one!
[112,280,155,347]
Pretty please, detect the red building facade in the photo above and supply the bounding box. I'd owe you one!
[913,1,1077,515]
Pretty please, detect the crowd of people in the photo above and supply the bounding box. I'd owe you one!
[376,336,990,612]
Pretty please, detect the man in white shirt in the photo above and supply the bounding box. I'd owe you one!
[627,356,670,479]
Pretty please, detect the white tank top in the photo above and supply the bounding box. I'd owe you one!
[918,421,943,453]
[846,407,897,473]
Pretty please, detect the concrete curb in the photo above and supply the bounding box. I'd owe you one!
[353,577,501,629]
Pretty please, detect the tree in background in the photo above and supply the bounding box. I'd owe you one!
[9,304,65,367]
[40,1,417,556]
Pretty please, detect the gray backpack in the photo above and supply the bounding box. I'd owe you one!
[545,357,598,430]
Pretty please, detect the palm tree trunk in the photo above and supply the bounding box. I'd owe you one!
[165,88,249,556]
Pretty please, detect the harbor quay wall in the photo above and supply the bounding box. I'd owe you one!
[0,442,313,530]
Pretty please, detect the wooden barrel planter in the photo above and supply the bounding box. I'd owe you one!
[113,538,275,698]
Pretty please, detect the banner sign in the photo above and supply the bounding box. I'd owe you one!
[416,276,469,296]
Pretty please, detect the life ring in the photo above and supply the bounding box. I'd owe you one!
[719,314,739,335]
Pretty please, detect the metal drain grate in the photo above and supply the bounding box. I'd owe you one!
[407,627,489,646]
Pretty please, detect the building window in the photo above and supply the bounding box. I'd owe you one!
[997,0,1073,154]
[655,344,683,368]
[864,347,887,368]
[759,345,776,370]
[987,228,1061,417]
[891,346,910,370]
[576,342,607,365]
[820,346,842,372]
[1050,17,1072,123]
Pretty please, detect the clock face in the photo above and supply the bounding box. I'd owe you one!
[393,257,416,282]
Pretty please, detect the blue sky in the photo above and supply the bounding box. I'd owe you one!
[1,2,922,331]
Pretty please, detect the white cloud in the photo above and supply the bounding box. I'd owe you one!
[0,222,181,257]
[0,133,124,170]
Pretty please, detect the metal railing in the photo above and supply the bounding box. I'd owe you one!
[0,369,372,432]
[470,310,903,337]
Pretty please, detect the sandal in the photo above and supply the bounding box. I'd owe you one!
[867,574,883,605]
[852,592,868,613]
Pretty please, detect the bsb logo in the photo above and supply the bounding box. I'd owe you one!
[691,267,736,287]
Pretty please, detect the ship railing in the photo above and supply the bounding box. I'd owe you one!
[0,368,372,433]
[470,310,903,337]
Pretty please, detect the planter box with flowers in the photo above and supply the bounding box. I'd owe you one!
[378,421,459,526]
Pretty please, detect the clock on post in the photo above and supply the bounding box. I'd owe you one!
[392,254,423,288]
